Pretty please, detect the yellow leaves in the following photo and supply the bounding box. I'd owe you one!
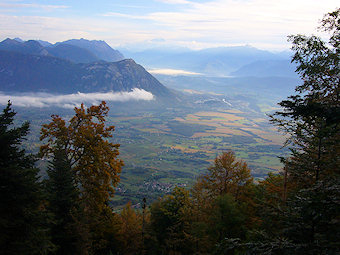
[115,202,143,254]
[40,101,123,211]
[259,173,283,195]
[199,151,253,199]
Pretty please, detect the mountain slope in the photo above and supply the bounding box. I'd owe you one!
[0,50,170,97]
[59,39,124,62]
[47,44,100,63]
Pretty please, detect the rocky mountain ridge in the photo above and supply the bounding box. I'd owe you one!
[0,46,171,98]
[0,38,124,63]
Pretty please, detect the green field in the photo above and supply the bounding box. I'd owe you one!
[104,105,288,207]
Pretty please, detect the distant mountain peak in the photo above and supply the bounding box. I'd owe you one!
[24,40,43,47]
[13,38,24,43]
[59,38,124,62]
[77,38,104,43]
[0,38,49,56]
[0,38,125,64]
[2,38,21,45]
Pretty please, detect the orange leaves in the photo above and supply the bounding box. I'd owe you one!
[200,151,253,199]
[114,202,144,254]
[40,101,123,209]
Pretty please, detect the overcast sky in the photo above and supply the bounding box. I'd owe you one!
[0,0,338,51]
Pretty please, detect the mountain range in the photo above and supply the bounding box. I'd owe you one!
[0,37,299,103]
[0,38,171,98]
[0,50,170,97]
[0,38,124,63]
[120,46,297,77]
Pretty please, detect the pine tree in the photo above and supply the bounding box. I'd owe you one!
[267,9,340,254]
[0,101,54,254]
[270,9,340,186]
[45,143,80,255]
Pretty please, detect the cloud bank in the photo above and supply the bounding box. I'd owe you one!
[0,89,154,108]
[148,68,201,76]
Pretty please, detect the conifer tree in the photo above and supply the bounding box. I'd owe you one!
[0,101,53,255]
[45,143,80,255]
[266,9,340,254]
[270,8,340,186]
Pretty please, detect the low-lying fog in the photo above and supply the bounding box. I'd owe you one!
[0,89,154,108]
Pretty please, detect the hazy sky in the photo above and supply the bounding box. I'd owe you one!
[0,0,338,50]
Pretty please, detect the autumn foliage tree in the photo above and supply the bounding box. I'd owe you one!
[115,202,143,255]
[40,101,123,205]
[199,151,253,200]
[183,151,255,253]
[40,101,123,254]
